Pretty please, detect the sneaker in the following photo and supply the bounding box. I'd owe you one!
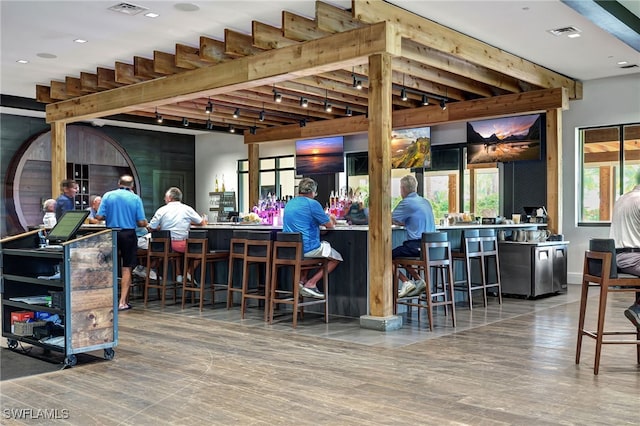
[299,284,325,299]
[408,279,426,297]
[185,273,198,287]
[398,280,416,298]
[149,269,158,281]
[176,275,183,283]
[132,265,146,278]
[624,303,640,329]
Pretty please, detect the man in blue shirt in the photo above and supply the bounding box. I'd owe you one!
[392,174,435,297]
[96,175,147,311]
[55,179,78,220]
[283,178,343,299]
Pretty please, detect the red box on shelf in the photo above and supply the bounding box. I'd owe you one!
[11,311,34,324]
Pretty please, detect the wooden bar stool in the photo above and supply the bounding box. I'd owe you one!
[240,231,273,320]
[478,228,502,303]
[269,232,329,328]
[182,230,230,311]
[392,232,456,330]
[227,230,248,309]
[576,239,640,375]
[143,230,182,307]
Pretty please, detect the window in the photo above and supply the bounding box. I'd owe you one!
[579,123,640,223]
[237,155,296,212]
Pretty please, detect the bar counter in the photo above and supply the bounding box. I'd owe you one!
[199,222,553,317]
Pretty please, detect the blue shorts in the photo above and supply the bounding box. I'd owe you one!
[392,239,421,258]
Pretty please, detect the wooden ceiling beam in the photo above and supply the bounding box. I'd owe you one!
[153,51,189,75]
[354,0,581,99]
[134,56,164,79]
[282,11,330,41]
[252,21,297,50]
[199,37,232,63]
[65,77,83,97]
[97,67,122,89]
[115,62,146,84]
[224,29,263,57]
[80,72,99,93]
[46,22,397,123]
[50,81,69,100]
[245,87,568,143]
[175,44,213,69]
[316,1,362,33]
[36,85,53,103]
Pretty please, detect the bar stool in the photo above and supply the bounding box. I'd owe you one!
[392,232,456,330]
[226,230,248,309]
[576,239,640,375]
[182,230,230,311]
[269,232,329,328]
[240,231,273,320]
[452,229,502,309]
[143,230,182,307]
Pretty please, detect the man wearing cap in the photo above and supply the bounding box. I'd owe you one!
[283,177,343,299]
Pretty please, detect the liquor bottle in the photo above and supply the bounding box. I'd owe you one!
[221,174,226,192]
[214,174,219,192]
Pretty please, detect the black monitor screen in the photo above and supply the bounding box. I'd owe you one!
[47,210,90,244]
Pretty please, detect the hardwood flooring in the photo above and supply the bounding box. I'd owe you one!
[1,285,639,425]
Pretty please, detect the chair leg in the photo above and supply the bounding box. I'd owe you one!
[593,282,609,375]
[576,278,591,365]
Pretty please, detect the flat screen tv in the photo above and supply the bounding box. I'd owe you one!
[467,113,543,164]
[295,136,344,175]
[391,127,431,169]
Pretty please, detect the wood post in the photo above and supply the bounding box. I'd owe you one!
[51,122,67,198]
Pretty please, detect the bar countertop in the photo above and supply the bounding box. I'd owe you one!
[200,222,548,231]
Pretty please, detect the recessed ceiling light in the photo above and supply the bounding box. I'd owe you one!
[144,12,159,18]
[16,59,29,64]
[617,61,628,65]
[567,33,581,39]
[74,39,88,43]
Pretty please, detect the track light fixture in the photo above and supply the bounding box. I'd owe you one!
[259,103,265,121]
[352,67,363,90]
[182,117,189,127]
[206,119,213,130]
[273,85,282,103]
[440,98,447,111]
[345,106,353,117]
[401,74,408,101]
[205,98,213,114]
[155,108,163,124]
[300,97,309,108]
[229,125,235,133]
[421,94,429,106]
[249,126,257,135]
[324,100,332,112]
[299,118,307,127]
[233,108,240,118]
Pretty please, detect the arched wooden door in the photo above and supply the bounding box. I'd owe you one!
[5,125,140,234]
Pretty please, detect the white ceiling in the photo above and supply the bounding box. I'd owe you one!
[1,0,638,101]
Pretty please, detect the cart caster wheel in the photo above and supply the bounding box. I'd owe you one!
[104,348,115,360]
[64,354,77,367]
[7,339,18,349]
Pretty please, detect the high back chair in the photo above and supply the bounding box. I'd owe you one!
[576,239,640,374]
[226,230,248,309]
[182,230,230,311]
[240,231,273,320]
[144,230,182,307]
[269,232,329,328]
[452,229,502,309]
[392,232,456,330]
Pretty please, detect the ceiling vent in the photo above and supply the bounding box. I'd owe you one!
[547,26,582,37]
[620,64,639,69]
[108,2,148,15]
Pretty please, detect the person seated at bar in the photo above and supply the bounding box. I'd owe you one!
[345,199,369,225]
[148,187,207,282]
[86,195,102,224]
[392,174,436,298]
[609,171,640,329]
[55,179,78,220]
[283,177,343,299]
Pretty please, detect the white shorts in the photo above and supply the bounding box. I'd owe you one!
[304,241,343,261]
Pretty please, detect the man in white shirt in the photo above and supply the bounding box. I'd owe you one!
[609,173,640,329]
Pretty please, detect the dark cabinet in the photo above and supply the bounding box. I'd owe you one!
[499,242,568,298]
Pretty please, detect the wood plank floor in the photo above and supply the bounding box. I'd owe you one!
[1,285,639,425]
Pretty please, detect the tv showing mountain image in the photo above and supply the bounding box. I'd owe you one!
[391,127,431,169]
[467,114,542,164]
[295,136,344,175]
